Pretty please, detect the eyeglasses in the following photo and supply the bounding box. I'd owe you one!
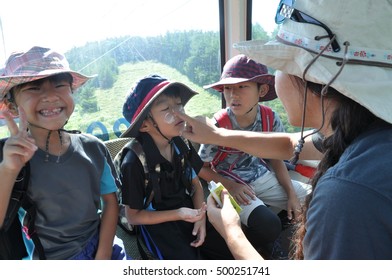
[275,0,340,52]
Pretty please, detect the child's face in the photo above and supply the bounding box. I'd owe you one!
[149,93,185,138]
[13,76,74,131]
[222,81,262,117]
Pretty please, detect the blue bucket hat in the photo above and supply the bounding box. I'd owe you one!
[121,74,198,138]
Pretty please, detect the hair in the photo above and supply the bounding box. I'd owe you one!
[8,73,73,100]
[289,77,382,259]
[162,86,181,99]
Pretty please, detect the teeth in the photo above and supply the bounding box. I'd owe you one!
[40,108,62,116]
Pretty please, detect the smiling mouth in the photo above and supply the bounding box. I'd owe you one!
[39,107,63,117]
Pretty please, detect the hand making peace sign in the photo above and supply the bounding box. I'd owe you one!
[1,107,37,173]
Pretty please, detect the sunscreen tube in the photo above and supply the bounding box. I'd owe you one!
[208,181,242,214]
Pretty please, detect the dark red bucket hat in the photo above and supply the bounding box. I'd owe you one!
[121,74,198,138]
[204,54,276,101]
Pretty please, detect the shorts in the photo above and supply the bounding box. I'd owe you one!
[239,172,311,226]
[69,232,128,260]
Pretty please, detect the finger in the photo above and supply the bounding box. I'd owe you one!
[220,189,234,206]
[207,194,219,209]
[2,110,19,136]
[244,188,256,200]
[240,194,250,205]
[287,207,293,220]
[234,191,249,205]
[190,238,202,247]
[174,110,194,123]
[245,185,256,195]
[17,107,29,134]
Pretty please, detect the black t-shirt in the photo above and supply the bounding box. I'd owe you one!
[120,133,202,211]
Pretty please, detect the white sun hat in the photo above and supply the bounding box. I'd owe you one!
[235,0,392,124]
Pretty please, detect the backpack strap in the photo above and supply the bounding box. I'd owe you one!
[212,105,275,167]
[21,196,46,260]
[0,139,46,259]
[260,104,274,132]
[114,138,158,208]
[2,164,30,231]
[172,136,204,196]
[211,108,234,167]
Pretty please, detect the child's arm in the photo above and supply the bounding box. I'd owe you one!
[269,159,301,220]
[198,163,256,205]
[190,176,205,209]
[125,204,205,226]
[95,192,119,260]
[0,110,37,227]
[190,176,207,247]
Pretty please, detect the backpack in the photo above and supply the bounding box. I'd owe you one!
[113,136,201,259]
[210,105,274,185]
[0,139,46,260]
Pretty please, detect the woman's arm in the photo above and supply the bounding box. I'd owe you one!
[177,113,322,161]
[207,189,263,260]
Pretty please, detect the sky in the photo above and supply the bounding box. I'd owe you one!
[0,0,278,65]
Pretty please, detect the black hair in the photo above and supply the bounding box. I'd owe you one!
[161,86,181,100]
[9,73,73,99]
[290,79,384,259]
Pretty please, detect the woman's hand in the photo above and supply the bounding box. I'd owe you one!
[206,189,241,240]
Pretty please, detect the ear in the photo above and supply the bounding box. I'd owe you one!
[258,84,269,98]
[3,99,18,116]
[139,119,152,133]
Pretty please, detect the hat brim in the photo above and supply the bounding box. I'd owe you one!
[234,39,392,124]
[0,69,95,97]
[203,74,277,102]
[120,82,198,138]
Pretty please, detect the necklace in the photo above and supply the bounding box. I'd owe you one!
[44,130,63,163]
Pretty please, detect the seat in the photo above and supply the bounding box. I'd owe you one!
[104,137,132,160]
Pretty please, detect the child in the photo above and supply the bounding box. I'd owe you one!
[0,46,126,260]
[199,54,312,258]
[118,74,232,259]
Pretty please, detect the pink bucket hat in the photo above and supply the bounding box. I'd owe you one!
[203,54,277,102]
[234,0,392,124]
[0,46,94,99]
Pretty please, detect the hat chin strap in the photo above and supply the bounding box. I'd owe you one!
[28,120,81,163]
[290,39,350,164]
[148,115,172,144]
[244,103,259,115]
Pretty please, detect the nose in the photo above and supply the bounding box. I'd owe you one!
[41,83,60,102]
[164,105,185,124]
[229,88,239,98]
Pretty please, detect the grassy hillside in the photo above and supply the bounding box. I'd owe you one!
[0,61,297,139]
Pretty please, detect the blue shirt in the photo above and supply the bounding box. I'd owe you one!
[304,123,392,259]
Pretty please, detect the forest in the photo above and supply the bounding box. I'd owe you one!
[0,24,297,139]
